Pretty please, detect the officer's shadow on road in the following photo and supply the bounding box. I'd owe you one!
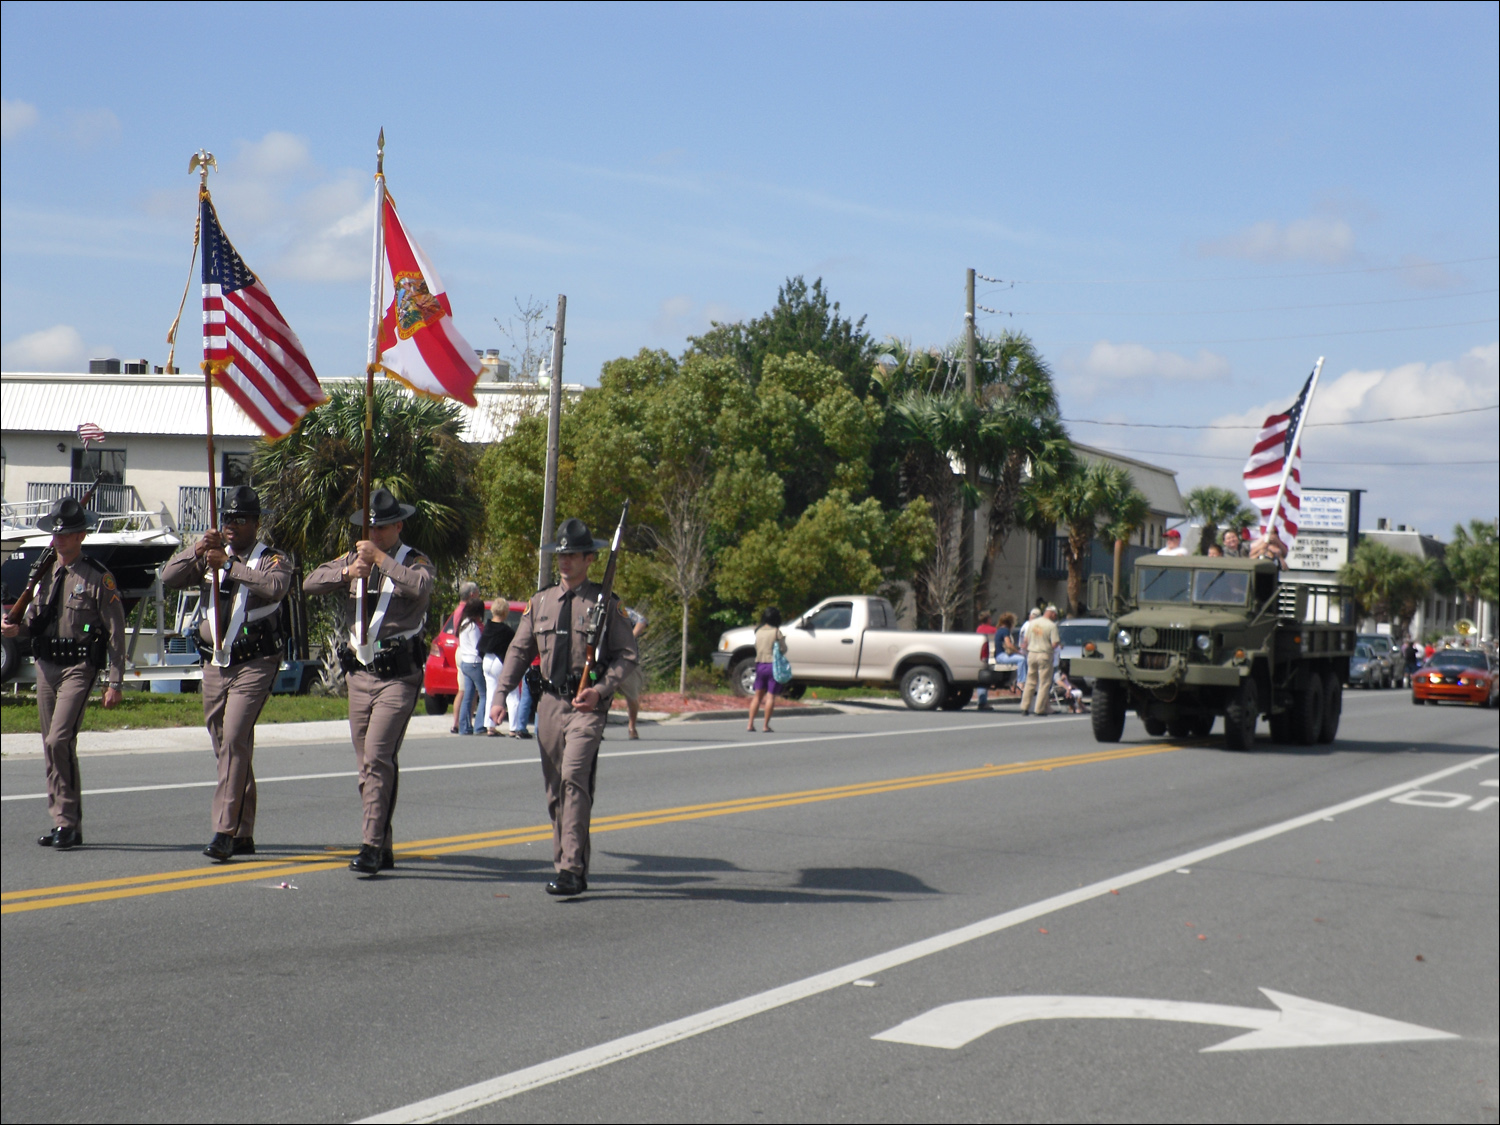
[1232,731,1498,758]
[565,850,942,905]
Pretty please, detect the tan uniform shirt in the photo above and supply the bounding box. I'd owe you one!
[20,554,127,689]
[161,540,294,645]
[496,581,639,709]
[302,543,434,641]
[1025,616,1061,658]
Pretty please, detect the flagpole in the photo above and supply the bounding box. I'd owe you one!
[189,150,226,662]
[358,129,386,661]
[1266,355,1323,540]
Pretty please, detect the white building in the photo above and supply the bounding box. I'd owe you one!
[1362,521,1495,642]
[1,369,575,532]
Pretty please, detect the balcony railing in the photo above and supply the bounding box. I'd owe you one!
[24,481,142,516]
[1037,535,1071,580]
[177,486,238,534]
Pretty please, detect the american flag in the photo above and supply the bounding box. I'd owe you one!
[1242,368,1315,546]
[201,196,324,438]
[76,423,105,445]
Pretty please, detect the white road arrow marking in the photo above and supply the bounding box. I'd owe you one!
[873,989,1458,1053]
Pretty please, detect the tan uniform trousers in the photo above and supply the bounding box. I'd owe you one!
[36,660,97,829]
[535,693,608,876]
[201,655,279,837]
[1019,651,1055,716]
[347,669,421,849]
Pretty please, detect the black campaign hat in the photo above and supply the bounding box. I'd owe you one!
[36,496,98,534]
[348,487,417,528]
[221,486,262,519]
[544,517,608,555]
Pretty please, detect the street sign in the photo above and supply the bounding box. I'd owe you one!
[873,989,1456,1053]
[1287,534,1349,573]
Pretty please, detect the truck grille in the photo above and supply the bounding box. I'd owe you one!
[1137,652,1173,670]
[1139,627,1192,653]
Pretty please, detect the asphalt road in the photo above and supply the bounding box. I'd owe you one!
[2,694,1496,1124]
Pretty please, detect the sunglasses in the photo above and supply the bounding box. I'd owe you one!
[222,515,256,526]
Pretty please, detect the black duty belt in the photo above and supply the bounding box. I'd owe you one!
[337,636,423,680]
[33,633,107,668]
[525,664,614,703]
[197,621,284,667]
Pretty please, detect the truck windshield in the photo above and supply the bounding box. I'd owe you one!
[1191,569,1249,605]
[1137,566,1190,603]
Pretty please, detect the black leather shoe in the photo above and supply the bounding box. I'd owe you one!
[232,837,256,856]
[380,847,395,870]
[37,827,59,847]
[349,844,382,875]
[545,870,585,896]
[53,826,83,850]
[203,832,235,862]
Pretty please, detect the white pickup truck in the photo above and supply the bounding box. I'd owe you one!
[712,595,1005,710]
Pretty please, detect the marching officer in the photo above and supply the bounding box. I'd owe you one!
[161,486,292,862]
[1,496,126,850]
[495,517,638,897]
[303,488,433,877]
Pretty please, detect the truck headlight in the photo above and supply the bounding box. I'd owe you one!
[1195,633,1211,652]
[1117,630,1131,648]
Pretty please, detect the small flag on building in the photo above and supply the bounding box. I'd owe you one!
[374,191,481,406]
[201,196,325,438]
[1242,365,1317,547]
[76,423,106,446]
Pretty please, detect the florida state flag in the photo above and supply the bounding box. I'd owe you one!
[376,192,480,406]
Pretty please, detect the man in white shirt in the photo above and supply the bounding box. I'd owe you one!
[1157,528,1189,556]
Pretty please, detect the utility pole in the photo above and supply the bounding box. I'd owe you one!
[536,294,567,591]
[961,267,978,630]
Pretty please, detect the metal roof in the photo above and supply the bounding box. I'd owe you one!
[0,371,574,443]
[1074,442,1185,517]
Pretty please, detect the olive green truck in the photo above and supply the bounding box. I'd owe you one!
[1069,555,1356,750]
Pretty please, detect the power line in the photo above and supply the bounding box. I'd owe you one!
[1102,317,1499,346]
[1089,445,1497,467]
[981,254,1498,286]
[1065,403,1500,430]
[992,287,1498,318]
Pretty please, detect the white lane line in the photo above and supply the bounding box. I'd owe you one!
[0,714,1087,801]
[358,751,1497,1124]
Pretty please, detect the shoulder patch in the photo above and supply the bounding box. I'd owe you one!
[619,604,630,618]
[102,573,117,591]
[410,554,431,568]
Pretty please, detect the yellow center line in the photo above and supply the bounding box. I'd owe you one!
[2,742,1184,915]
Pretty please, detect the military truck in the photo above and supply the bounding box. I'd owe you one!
[1068,555,1355,750]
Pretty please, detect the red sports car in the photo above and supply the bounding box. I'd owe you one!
[423,599,527,714]
[1410,648,1497,708]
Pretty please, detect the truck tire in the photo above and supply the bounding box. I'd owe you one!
[900,664,947,710]
[1269,708,1293,743]
[940,686,974,711]
[1091,681,1126,742]
[1223,679,1258,751]
[424,693,451,716]
[728,657,757,698]
[1291,669,1324,746]
[0,635,16,683]
[1143,716,1167,737]
[1318,673,1342,744]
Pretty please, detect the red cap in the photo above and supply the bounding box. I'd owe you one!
[1165,528,1181,539]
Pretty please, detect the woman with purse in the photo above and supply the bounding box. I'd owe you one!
[747,606,787,733]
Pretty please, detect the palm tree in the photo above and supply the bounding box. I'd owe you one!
[1340,540,1435,638]
[1445,518,1499,612]
[253,381,483,576]
[1183,486,1259,555]
[1021,460,1150,615]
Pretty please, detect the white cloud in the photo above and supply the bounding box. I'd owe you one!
[1,98,38,140]
[1397,254,1468,290]
[1065,340,1229,395]
[1200,216,1356,265]
[2,324,87,371]
[650,296,738,338]
[67,108,121,149]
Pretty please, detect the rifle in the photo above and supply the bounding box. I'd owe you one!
[573,500,630,701]
[4,472,104,627]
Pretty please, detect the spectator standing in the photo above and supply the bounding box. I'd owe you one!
[1019,606,1061,716]
[1222,529,1248,557]
[449,581,478,631]
[1157,528,1188,556]
[974,611,997,711]
[478,603,515,737]
[747,607,786,733]
[618,607,649,739]
[454,598,485,735]
[1402,637,1419,684]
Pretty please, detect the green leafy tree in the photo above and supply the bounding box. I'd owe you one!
[253,381,481,577]
[1340,540,1435,639]
[1020,459,1150,615]
[1183,486,1258,555]
[1445,518,1499,610]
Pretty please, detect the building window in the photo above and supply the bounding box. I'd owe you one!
[72,447,125,485]
[222,452,254,487]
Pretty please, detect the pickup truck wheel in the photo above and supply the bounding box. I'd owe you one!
[1142,716,1167,737]
[728,657,757,698]
[940,686,973,711]
[0,636,17,683]
[1291,669,1324,746]
[424,693,451,716]
[1317,673,1342,744]
[1223,679,1258,751]
[900,665,947,710]
[1090,681,1126,742]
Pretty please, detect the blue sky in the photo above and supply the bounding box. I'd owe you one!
[2,2,1496,533]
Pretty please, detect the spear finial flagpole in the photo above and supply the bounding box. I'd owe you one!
[356,129,387,661]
